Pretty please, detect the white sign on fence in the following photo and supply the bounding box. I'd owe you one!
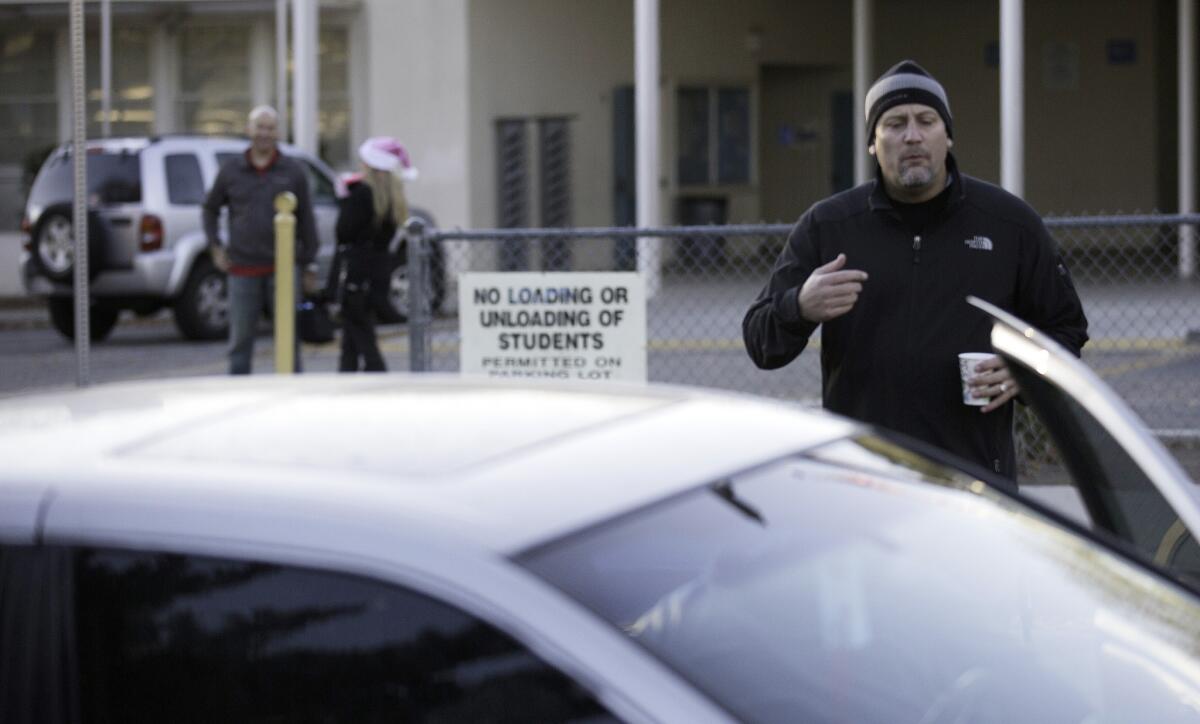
[459,272,647,382]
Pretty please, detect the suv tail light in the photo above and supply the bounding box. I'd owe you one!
[139,214,163,252]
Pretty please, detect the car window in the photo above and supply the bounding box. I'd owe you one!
[1007,355,1200,587]
[28,149,142,206]
[971,296,1200,591]
[301,160,337,204]
[215,151,241,170]
[164,153,205,205]
[520,450,1200,723]
[0,545,615,723]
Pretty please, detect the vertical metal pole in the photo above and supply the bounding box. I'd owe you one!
[638,0,667,297]
[101,0,112,137]
[635,0,661,298]
[276,0,290,143]
[405,217,431,373]
[1000,0,1025,198]
[70,0,90,387]
[853,0,873,185]
[1180,0,1196,279]
[292,0,318,155]
[274,192,298,374]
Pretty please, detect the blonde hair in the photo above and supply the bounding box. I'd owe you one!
[363,168,408,228]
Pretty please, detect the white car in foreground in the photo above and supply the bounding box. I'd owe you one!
[1,302,1199,723]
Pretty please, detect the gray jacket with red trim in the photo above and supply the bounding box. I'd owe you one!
[742,155,1088,479]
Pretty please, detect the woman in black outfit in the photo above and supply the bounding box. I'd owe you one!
[334,137,417,372]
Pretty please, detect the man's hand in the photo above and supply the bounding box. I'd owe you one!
[210,245,230,273]
[799,254,868,323]
[968,356,1020,413]
[302,269,320,296]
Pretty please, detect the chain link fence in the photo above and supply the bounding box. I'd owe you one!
[398,215,1200,480]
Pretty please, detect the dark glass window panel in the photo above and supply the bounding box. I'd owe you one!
[300,160,336,205]
[44,548,615,723]
[520,447,1200,723]
[164,154,205,205]
[716,88,750,184]
[1007,362,1200,589]
[496,119,529,270]
[676,87,710,186]
[538,117,572,270]
[28,150,142,206]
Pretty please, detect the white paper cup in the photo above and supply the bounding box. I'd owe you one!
[959,352,994,406]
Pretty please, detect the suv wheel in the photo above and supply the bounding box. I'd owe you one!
[46,297,120,341]
[30,205,106,283]
[173,257,229,340]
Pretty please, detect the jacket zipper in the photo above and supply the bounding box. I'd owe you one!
[903,232,922,433]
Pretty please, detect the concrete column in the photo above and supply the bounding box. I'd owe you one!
[853,0,873,184]
[1000,0,1024,198]
[276,0,290,143]
[251,20,274,110]
[1180,0,1196,278]
[635,0,661,297]
[292,0,319,155]
[150,25,178,134]
[101,0,112,137]
[56,29,72,142]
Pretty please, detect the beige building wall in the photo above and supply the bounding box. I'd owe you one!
[660,0,849,224]
[361,0,472,228]
[466,0,854,231]
[876,0,1159,215]
[1024,0,1159,214]
[466,0,633,230]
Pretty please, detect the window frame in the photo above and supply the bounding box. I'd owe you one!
[675,82,756,189]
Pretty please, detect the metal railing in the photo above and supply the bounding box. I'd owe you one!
[401,214,1200,478]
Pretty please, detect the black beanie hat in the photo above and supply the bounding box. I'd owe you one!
[864,60,953,146]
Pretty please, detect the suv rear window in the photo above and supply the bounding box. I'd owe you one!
[29,149,142,206]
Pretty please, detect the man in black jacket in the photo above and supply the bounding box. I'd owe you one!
[743,60,1088,480]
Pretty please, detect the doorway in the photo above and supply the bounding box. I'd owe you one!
[758,65,853,223]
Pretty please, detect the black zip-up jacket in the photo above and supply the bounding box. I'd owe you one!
[335,180,401,284]
[743,155,1088,479]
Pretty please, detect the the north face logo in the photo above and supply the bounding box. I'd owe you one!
[964,235,993,251]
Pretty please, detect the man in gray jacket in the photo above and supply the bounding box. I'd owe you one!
[203,105,319,374]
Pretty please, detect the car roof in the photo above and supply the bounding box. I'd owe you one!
[0,375,857,554]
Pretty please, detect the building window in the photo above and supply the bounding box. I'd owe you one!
[177,24,252,136]
[317,27,351,169]
[85,26,153,139]
[677,85,751,187]
[495,117,574,270]
[538,117,571,270]
[0,29,57,166]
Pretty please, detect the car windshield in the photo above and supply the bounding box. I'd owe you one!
[519,436,1200,723]
[29,148,142,205]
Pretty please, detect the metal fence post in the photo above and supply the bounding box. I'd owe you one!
[405,216,431,372]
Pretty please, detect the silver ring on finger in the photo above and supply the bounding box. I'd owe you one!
[999,382,1008,393]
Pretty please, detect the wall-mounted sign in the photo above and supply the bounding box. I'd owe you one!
[1107,39,1137,65]
[459,272,647,382]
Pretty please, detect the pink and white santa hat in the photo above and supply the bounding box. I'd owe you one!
[357,136,419,181]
